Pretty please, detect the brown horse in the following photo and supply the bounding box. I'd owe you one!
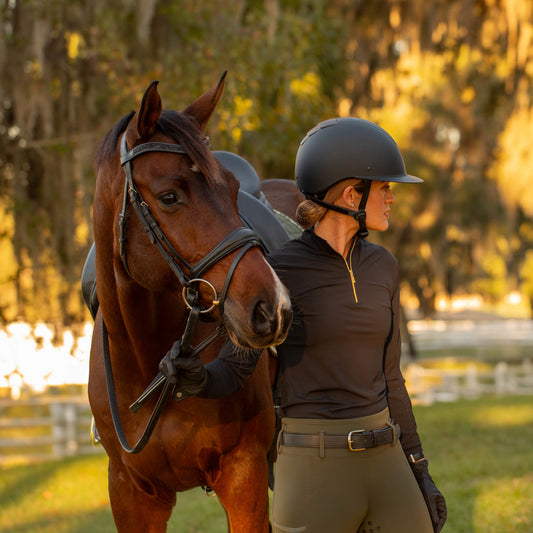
[88,74,292,532]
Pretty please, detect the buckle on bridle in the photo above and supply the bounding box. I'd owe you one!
[347,429,366,452]
[182,278,219,313]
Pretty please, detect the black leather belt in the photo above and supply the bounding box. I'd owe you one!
[280,423,401,451]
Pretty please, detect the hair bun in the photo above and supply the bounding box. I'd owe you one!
[296,199,326,228]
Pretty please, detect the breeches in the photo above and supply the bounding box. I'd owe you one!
[271,408,433,533]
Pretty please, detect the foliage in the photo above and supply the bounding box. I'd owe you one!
[519,250,533,311]
[1,0,533,323]
[1,396,532,532]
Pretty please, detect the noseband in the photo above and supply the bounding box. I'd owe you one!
[118,134,262,317]
[101,134,265,454]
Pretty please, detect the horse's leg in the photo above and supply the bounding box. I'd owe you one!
[108,459,175,533]
[214,449,271,533]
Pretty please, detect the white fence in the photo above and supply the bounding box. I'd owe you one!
[406,359,533,405]
[2,360,533,463]
[0,395,102,464]
[1,318,533,462]
[407,317,533,352]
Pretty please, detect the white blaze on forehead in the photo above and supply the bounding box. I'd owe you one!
[190,162,224,184]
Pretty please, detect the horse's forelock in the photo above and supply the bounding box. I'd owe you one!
[157,110,220,184]
[94,110,221,185]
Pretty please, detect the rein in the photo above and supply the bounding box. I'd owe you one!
[101,134,263,454]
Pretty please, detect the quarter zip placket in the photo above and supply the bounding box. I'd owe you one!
[342,237,359,303]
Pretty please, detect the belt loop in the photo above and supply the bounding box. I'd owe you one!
[319,430,325,458]
[277,428,283,454]
[386,421,397,447]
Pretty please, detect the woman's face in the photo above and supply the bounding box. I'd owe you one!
[357,180,396,232]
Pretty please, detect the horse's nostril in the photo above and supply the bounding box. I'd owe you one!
[281,305,293,331]
[250,300,274,336]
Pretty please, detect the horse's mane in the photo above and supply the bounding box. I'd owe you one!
[95,111,135,169]
[94,109,219,184]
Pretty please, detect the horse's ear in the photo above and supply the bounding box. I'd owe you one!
[183,71,227,132]
[136,80,163,139]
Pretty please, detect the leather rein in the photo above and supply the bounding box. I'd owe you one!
[101,134,263,454]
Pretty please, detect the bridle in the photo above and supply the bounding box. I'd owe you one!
[118,134,262,316]
[101,133,264,454]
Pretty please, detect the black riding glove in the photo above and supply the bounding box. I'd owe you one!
[173,354,208,398]
[410,459,447,533]
[159,341,207,399]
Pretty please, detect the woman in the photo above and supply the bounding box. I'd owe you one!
[267,117,446,533]
[168,117,446,533]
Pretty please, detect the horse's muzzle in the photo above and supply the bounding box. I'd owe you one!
[250,297,293,345]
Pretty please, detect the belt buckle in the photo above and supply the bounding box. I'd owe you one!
[347,429,366,452]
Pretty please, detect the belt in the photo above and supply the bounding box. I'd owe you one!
[280,422,401,451]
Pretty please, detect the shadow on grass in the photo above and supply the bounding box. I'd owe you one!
[0,455,114,533]
[0,460,61,510]
[1,455,229,533]
[0,508,116,533]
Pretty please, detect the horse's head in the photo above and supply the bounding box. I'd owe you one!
[94,74,291,349]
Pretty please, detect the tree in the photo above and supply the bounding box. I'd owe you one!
[1,0,533,325]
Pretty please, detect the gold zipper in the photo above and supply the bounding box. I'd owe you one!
[343,238,358,303]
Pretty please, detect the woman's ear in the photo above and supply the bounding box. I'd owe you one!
[342,185,357,208]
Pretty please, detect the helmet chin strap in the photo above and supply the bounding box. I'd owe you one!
[305,179,372,239]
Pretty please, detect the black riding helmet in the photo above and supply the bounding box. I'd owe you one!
[295,117,422,237]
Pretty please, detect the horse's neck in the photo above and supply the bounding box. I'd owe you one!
[126,282,185,334]
[114,284,222,378]
[105,281,188,375]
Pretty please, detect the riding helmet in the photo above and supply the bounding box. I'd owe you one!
[295,117,422,198]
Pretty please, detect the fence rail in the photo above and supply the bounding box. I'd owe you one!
[1,359,533,463]
[406,359,533,405]
[0,396,103,464]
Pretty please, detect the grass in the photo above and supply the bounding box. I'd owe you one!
[415,395,533,533]
[1,395,532,532]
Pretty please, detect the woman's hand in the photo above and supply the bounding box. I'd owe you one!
[411,459,447,533]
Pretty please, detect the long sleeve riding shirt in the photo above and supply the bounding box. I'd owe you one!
[267,228,423,457]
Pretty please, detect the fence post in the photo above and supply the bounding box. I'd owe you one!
[465,364,480,398]
[64,403,78,456]
[50,402,79,458]
[50,403,66,457]
[494,362,508,395]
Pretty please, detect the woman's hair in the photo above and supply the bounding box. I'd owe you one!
[296,199,327,227]
[296,178,365,227]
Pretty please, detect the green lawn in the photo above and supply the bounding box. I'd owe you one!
[1,395,532,532]
[416,395,533,533]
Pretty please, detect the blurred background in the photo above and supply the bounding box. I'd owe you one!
[0,1,532,532]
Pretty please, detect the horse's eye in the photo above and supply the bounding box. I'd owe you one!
[157,192,182,207]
